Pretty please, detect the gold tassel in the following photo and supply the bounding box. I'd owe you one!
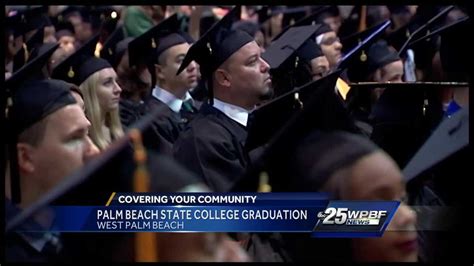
[129,129,158,262]
[67,66,75,78]
[95,42,103,58]
[258,172,272,193]
[360,50,367,62]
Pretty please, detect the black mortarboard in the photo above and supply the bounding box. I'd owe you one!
[25,26,45,59]
[340,20,390,54]
[127,14,182,90]
[53,5,82,25]
[237,70,360,191]
[100,25,125,66]
[367,39,401,71]
[348,81,469,90]
[336,20,391,71]
[273,6,332,41]
[232,20,261,37]
[403,108,469,183]
[262,25,321,69]
[252,6,286,25]
[177,6,253,76]
[285,130,378,192]
[6,105,206,232]
[281,6,309,29]
[245,69,359,153]
[8,79,77,139]
[438,17,470,81]
[6,78,77,204]
[404,15,470,80]
[155,33,188,60]
[346,38,401,82]
[179,30,195,44]
[55,20,76,39]
[177,6,254,103]
[364,81,461,167]
[22,6,50,33]
[128,14,181,68]
[6,43,59,89]
[51,34,112,85]
[389,6,454,57]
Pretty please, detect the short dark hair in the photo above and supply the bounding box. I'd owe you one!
[18,116,50,147]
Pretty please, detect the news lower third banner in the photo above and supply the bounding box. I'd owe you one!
[47,193,398,237]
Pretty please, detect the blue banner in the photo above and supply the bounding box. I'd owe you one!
[15,193,399,237]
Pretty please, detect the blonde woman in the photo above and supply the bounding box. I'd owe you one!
[79,67,123,150]
[52,35,124,150]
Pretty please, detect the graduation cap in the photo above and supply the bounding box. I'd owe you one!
[237,69,360,192]
[346,38,401,82]
[51,34,112,85]
[232,20,262,37]
[11,24,46,72]
[24,26,45,59]
[261,25,324,95]
[6,43,59,89]
[438,17,470,81]
[6,74,76,206]
[340,19,390,54]
[336,19,391,71]
[6,104,207,231]
[128,14,181,68]
[22,6,51,33]
[263,25,322,69]
[127,14,184,89]
[273,6,332,41]
[388,5,454,57]
[55,20,76,39]
[245,69,359,153]
[352,81,468,122]
[251,6,287,25]
[363,80,463,167]
[349,81,469,90]
[403,107,469,184]
[100,25,125,67]
[177,6,255,104]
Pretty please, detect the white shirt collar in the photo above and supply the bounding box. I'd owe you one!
[213,98,251,127]
[152,85,193,113]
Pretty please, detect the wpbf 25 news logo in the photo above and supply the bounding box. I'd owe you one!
[312,201,400,238]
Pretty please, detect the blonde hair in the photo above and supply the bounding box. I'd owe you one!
[80,70,124,150]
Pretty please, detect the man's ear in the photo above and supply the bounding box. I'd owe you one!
[214,68,231,87]
[16,143,35,174]
[373,68,383,82]
[155,63,166,81]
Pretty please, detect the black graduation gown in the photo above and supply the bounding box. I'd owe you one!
[369,88,430,168]
[173,103,249,192]
[119,98,147,129]
[5,199,61,262]
[142,97,186,155]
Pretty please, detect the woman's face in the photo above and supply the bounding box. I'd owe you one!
[340,152,418,262]
[96,68,122,112]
